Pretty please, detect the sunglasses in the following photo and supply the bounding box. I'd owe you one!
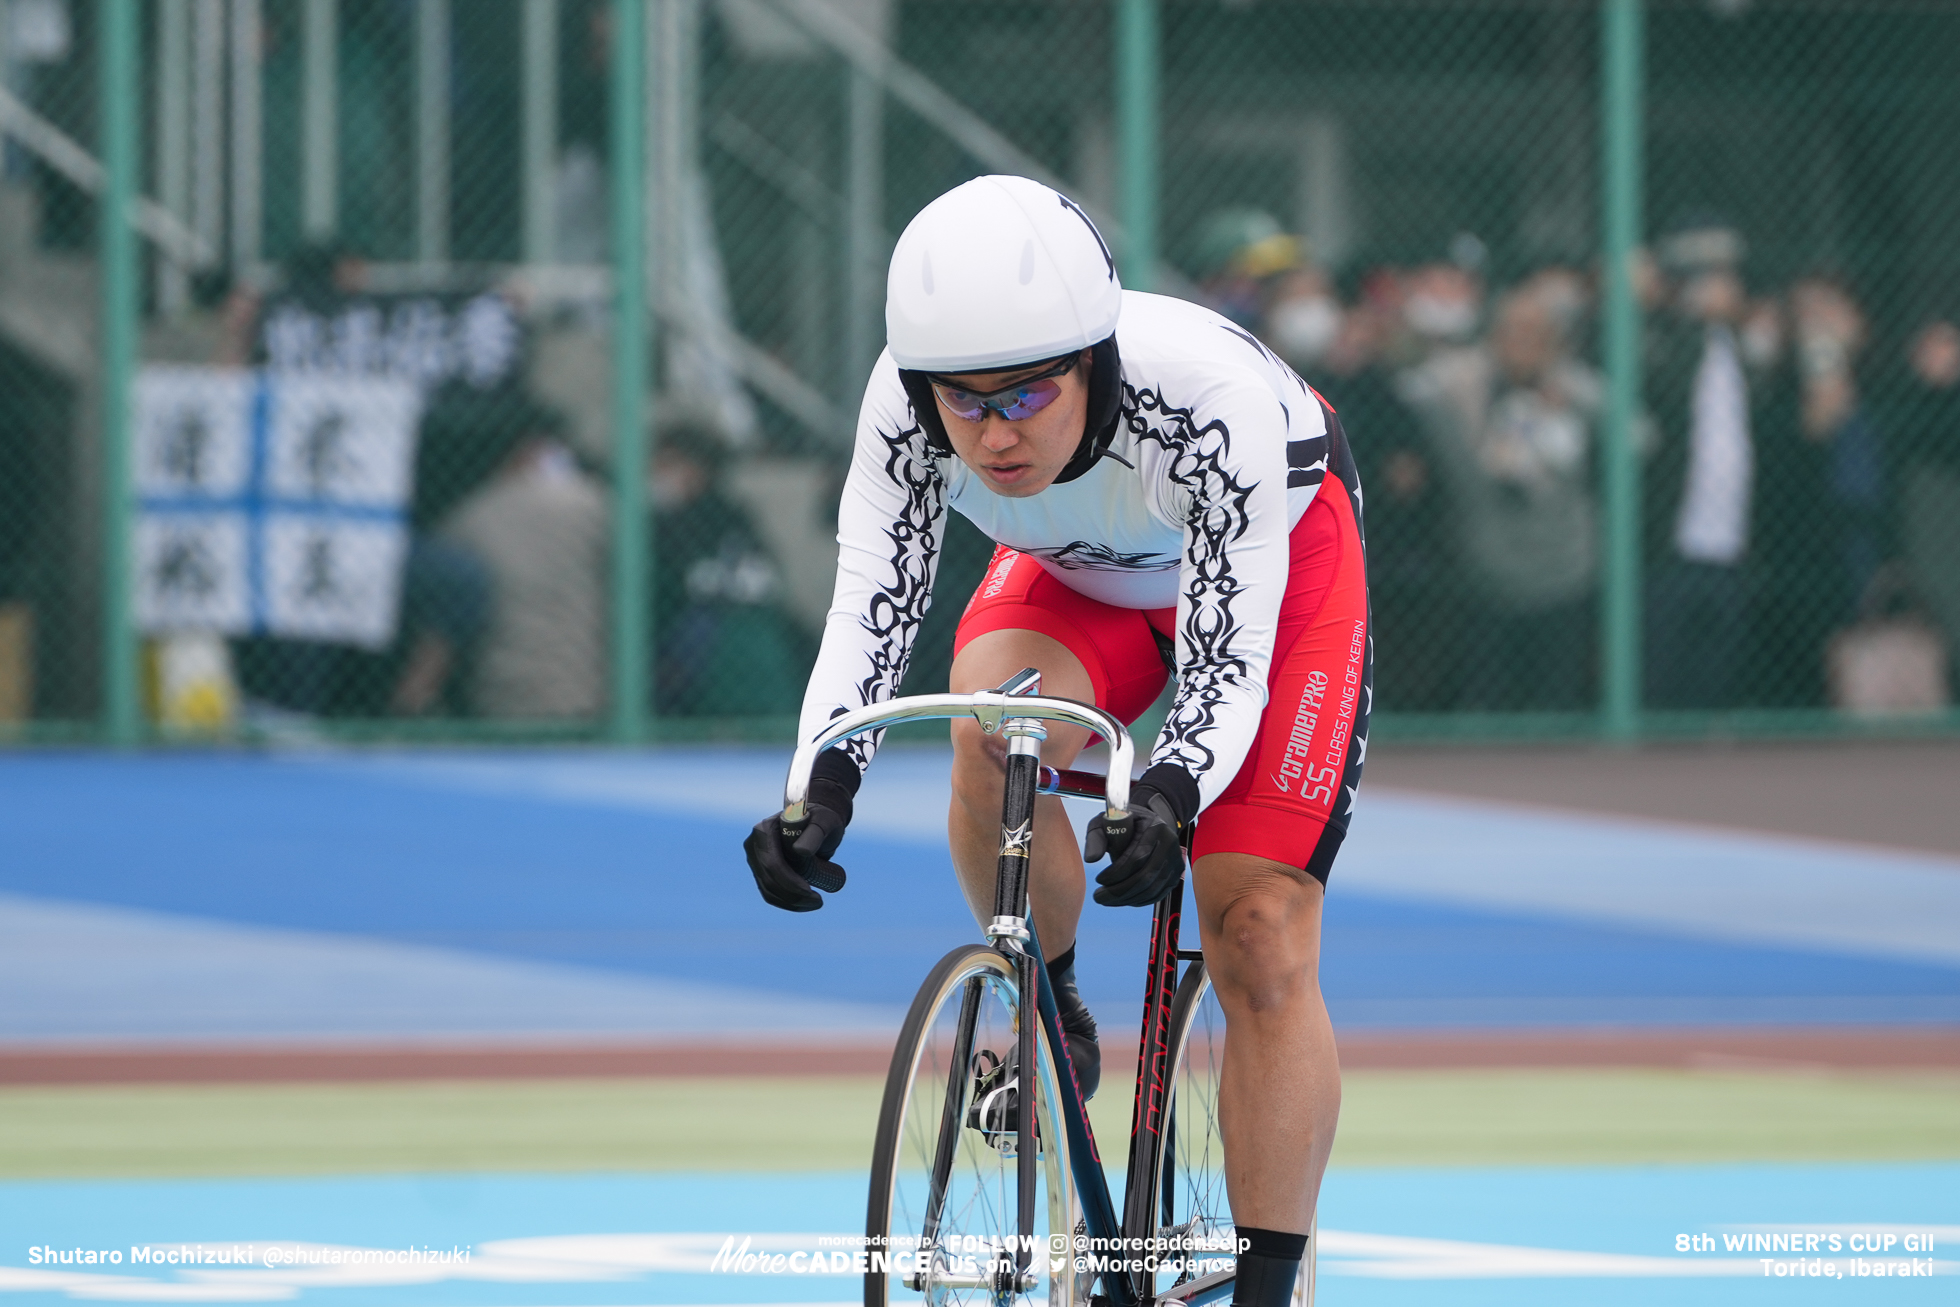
[928,354,1079,422]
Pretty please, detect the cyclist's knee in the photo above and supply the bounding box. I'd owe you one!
[949,719,1009,813]
[1210,914,1313,1013]
[1196,856,1323,1014]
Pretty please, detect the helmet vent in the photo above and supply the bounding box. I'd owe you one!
[1018,239,1036,285]
[921,251,935,295]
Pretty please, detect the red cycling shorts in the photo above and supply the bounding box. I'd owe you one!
[953,481,1370,882]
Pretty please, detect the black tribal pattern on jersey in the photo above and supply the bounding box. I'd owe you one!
[840,417,945,770]
[1124,382,1260,780]
[1221,324,1331,491]
[1020,540,1180,572]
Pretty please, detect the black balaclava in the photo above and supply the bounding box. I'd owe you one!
[898,335,1125,485]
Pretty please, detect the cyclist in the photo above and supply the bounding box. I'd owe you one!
[745,175,1369,1307]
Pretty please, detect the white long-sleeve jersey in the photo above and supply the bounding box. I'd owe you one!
[799,291,1358,811]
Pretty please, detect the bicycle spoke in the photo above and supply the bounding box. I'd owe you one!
[1143,966,1238,1300]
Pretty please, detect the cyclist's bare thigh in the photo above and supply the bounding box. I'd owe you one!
[949,627,1096,768]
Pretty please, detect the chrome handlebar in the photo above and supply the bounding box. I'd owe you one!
[780,691,1134,825]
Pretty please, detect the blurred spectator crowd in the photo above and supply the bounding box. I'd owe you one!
[1195,208,1958,716]
[203,205,1960,726]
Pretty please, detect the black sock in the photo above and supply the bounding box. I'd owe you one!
[1231,1226,1307,1307]
[1046,945,1094,1034]
[1044,942,1098,1097]
[1046,945,1077,989]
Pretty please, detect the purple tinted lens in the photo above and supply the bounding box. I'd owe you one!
[997,380,1063,419]
[936,378,1063,422]
[936,388,988,421]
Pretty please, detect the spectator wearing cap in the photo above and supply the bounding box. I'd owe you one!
[1191,207,1308,332]
[1642,213,1773,710]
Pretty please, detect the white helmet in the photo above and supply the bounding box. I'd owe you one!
[886,175,1122,373]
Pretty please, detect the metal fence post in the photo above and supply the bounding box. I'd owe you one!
[610,0,650,743]
[302,0,339,239]
[845,65,883,391]
[416,0,451,265]
[1599,0,1644,742]
[230,0,263,271]
[522,0,560,266]
[100,0,140,746]
[157,0,191,316]
[1115,0,1159,292]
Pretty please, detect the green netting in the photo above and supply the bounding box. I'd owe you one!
[1159,3,1609,716]
[0,0,98,729]
[1,0,1955,743]
[1641,1,1960,719]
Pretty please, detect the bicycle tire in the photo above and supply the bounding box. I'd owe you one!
[1142,962,1315,1307]
[866,943,1081,1307]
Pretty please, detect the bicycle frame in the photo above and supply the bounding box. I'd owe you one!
[778,675,1200,1307]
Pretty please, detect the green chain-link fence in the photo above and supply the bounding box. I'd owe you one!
[2,0,1955,745]
[1638,1,1960,733]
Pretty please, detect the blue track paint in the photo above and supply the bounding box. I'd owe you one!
[1,751,1955,1039]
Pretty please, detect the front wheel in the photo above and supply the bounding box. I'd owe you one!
[1144,962,1315,1306]
[866,944,1080,1307]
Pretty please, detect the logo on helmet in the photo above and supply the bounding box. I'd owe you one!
[1057,193,1115,281]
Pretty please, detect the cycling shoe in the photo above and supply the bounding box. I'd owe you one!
[965,1048,1027,1147]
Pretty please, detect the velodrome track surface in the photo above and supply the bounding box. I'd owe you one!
[2,745,1955,1304]
[4,746,1959,1045]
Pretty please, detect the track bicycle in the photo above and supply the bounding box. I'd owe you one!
[772,670,1315,1307]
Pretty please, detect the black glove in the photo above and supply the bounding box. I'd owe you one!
[745,750,861,912]
[1085,763,1199,907]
